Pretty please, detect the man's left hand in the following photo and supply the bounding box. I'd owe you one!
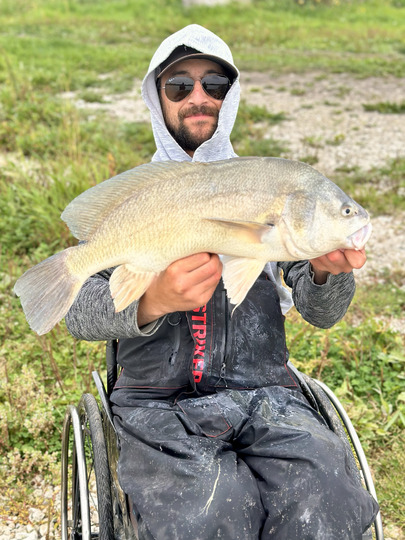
[309,248,367,285]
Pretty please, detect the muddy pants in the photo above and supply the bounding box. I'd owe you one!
[111,386,378,540]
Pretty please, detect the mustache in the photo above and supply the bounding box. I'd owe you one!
[179,106,219,120]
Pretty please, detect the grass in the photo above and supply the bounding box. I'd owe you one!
[1,0,405,93]
[232,101,290,156]
[1,0,405,536]
[363,101,405,113]
[334,157,405,216]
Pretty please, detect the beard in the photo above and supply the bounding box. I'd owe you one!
[165,105,219,153]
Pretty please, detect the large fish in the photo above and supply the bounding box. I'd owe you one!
[14,157,371,335]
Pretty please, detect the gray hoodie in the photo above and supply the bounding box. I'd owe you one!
[65,25,355,341]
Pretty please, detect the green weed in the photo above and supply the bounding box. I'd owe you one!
[232,100,289,156]
[290,87,306,96]
[78,90,106,103]
[302,135,324,148]
[334,157,405,216]
[363,101,405,114]
[371,433,405,530]
[298,154,320,165]
[326,133,346,146]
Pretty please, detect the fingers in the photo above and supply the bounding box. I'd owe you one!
[323,248,367,273]
[167,253,222,310]
[310,248,367,280]
[167,253,222,291]
[166,253,222,303]
[138,253,223,325]
[170,252,213,273]
[342,248,367,269]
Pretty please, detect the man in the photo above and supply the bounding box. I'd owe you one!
[66,24,378,539]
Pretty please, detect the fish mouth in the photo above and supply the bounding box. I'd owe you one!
[346,223,372,250]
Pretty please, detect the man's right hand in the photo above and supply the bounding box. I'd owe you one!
[137,253,223,327]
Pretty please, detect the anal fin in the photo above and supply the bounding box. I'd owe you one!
[110,264,157,312]
[222,256,265,311]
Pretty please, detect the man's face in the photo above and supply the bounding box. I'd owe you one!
[159,59,227,156]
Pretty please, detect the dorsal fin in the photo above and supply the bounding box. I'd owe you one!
[61,160,197,240]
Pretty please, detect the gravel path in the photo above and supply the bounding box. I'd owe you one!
[3,72,405,539]
[241,71,405,175]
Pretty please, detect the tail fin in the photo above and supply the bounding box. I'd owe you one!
[14,247,84,335]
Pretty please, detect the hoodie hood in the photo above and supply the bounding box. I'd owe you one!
[142,24,240,163]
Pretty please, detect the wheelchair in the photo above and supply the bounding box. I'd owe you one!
[61,339,384,540]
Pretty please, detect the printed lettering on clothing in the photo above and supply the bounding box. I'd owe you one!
[191,305,206,383]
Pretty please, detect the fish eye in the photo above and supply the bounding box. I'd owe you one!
[341,204,357,217]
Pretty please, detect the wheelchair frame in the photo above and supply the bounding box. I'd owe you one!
[61,340,384,540]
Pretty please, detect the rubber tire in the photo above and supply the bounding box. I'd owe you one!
[61,393,114,539]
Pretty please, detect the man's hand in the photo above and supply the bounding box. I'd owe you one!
[137,253,223,326]
[310,248,367,285]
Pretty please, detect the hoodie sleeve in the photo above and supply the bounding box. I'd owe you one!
[64,270,165,341]
[279,261,355,329]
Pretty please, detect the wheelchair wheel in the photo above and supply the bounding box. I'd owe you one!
[61,393,114,539]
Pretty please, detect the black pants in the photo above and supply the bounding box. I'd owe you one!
[112,386,378,539]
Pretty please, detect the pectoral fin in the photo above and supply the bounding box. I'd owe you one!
[204,218,274,243]
[110,264,157,312]
[222,256,265,310]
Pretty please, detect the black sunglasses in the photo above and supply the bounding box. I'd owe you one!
[159,74,231,102]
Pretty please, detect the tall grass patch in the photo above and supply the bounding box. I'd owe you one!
[1,0,405,83]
